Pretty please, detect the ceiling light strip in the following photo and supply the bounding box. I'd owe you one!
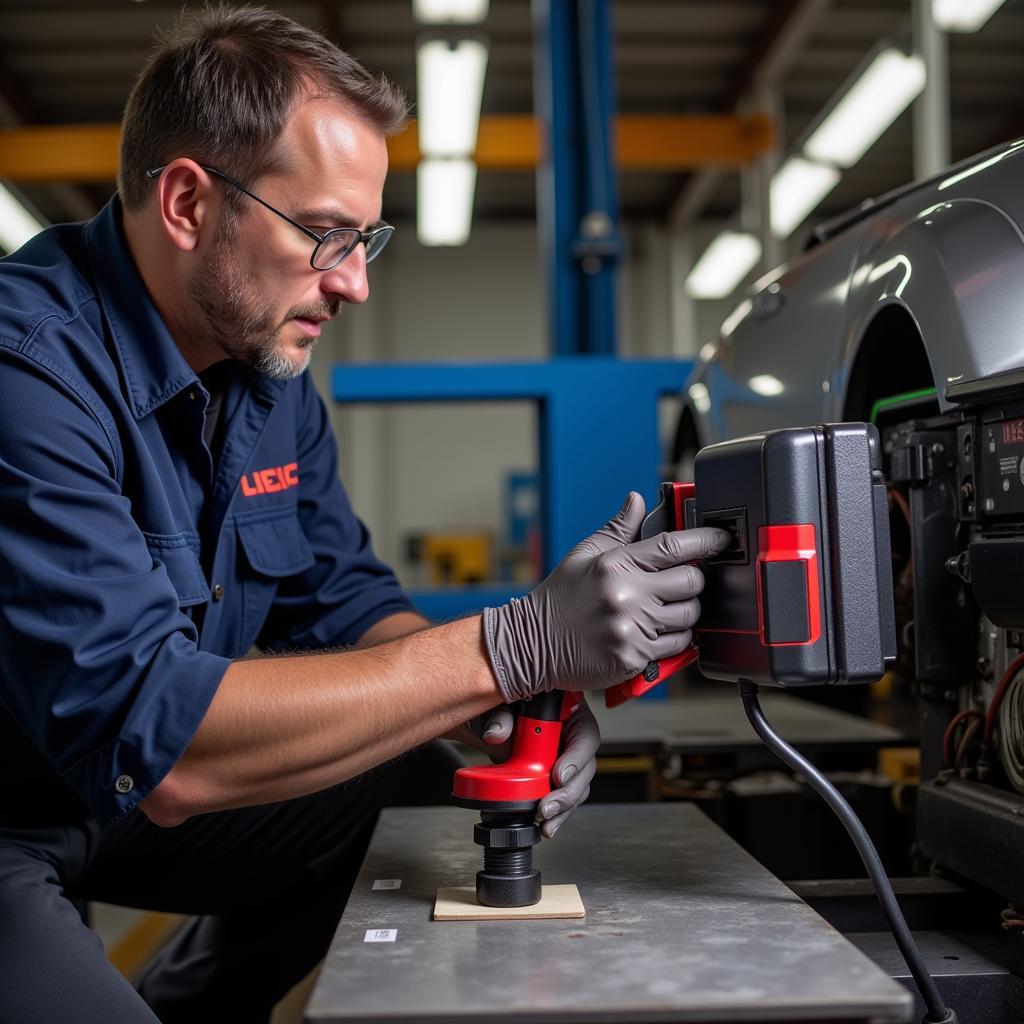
[685,231,762,300]
[933,0,1005,32]
[0,182,46,254]
[804,49,927,169]
[417,159,477,246]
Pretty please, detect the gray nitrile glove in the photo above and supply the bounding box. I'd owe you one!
[482,492,730,702]
[537,695,600,838]
[464,705,515,762]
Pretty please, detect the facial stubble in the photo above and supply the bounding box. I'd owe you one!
[186,215,338,380]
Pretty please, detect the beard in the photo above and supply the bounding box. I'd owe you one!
[186,215,339,381]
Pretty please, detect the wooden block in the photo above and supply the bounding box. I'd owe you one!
[433,884,585,921]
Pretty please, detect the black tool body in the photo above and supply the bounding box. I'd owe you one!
[693,422,896,687]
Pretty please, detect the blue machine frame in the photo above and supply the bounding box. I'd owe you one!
[332,359,691,619]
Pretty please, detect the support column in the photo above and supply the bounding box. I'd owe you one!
[752,86,784,273]
[913,0,951,179]
[668,229,698,357]
[532,0,621,356]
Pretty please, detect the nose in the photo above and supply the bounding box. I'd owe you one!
[319,243,370,305]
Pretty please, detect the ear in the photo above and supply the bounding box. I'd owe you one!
[152,159,218,253]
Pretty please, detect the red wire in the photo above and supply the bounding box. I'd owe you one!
[889,488,912,526]
[943,708,982,767]
[984,652,1024,745]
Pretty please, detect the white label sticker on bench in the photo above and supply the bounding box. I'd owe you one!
[364,928,397,943]
[371,879,402,891]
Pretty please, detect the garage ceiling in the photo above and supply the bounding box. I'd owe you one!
[1,0,1023,232]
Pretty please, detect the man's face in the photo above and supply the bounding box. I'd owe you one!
[186,97,389,380]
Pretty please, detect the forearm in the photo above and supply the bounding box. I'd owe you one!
[356,610,430,646]
[358,611,477,742]
[142,615,498,825]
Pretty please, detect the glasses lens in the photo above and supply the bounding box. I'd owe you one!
[312,229,359,270]
[364,225,394,263]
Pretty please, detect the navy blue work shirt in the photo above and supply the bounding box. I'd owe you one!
[0,199,413,827]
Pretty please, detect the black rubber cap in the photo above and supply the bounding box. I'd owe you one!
[476,868,541,908]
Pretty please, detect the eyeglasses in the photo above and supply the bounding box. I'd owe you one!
[145,164,394,271]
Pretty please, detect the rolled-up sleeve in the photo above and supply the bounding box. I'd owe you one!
[257,380,413,651]
[0,348,229,826]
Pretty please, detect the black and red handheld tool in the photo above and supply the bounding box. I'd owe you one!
[452,690,579,907]
[454,423,898,908]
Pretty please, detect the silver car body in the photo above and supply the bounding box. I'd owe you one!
[682,138,1024,449]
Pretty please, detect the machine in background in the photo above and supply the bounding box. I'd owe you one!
[883,369,1024,911]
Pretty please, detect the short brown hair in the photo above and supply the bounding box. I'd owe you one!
[118,4,409,210]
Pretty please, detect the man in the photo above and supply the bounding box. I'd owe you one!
[0,6,726,1022]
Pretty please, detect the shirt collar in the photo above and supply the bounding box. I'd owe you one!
[83,198,288,417]
[83,197,200,419]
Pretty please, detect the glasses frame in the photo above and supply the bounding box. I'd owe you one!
[145,164,394,271]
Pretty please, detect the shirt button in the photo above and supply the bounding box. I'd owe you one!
[188,390,197,400]
[115,774,134,794]
[212,583,225,601]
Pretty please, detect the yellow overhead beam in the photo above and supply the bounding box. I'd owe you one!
[0,124,123,183]
[0,115,773,182]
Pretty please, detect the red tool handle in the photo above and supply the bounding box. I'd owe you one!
[604,481,697,710]
[604,647,699,708]
[452,690,578,804]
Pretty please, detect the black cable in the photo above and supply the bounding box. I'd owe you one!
[739,681,956,1024]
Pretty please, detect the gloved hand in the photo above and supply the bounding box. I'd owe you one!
[483,492,730,703]
[537,695,600,838]
[453,705,514,763]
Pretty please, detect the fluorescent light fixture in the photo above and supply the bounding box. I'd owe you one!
[417,39,488,156]
[770,157,841,238]
[804,49,926,168]
[933,0,1004,31]
[685,231,762,300]
[417,158,477,245]
[748,374,785,397]
[0,183,45,254]
[414,0,488,22]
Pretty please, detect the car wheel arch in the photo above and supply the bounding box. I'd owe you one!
[841,302,936,422]
[841,197,1024,413]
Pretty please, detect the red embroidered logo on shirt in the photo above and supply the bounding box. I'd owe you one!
[240,462,299,497]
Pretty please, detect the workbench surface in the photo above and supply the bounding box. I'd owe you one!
[306,804,912,1023]
[592,689,907,754]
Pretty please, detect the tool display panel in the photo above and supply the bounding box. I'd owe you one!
[305,804,912,1023]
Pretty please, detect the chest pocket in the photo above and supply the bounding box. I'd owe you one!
[143,532,209,608]
[236,512,316,649]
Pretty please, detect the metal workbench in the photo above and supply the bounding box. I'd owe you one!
[306,804,912,1023]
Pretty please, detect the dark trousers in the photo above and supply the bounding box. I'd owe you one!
[0,742,462,1024]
